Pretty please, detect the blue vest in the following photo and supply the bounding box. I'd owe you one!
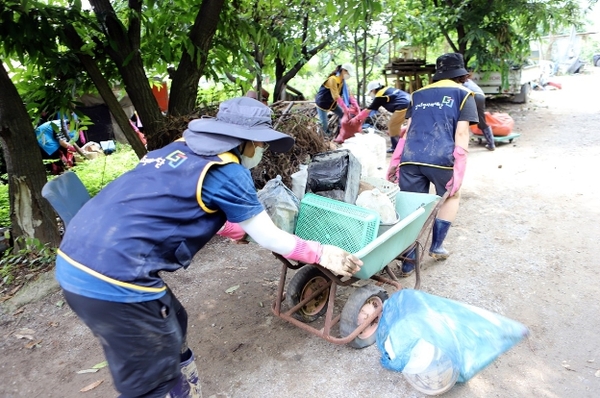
[58,141,237,290]
[401,81,473,168]
[36,121,61,155]
[36,121,78,156]
[374,87,411,113]
[315,75,344,110]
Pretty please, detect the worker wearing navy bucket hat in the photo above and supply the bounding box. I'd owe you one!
[55,96,363,398]
[388,53,479,276]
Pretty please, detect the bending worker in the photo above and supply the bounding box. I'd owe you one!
[35,119,78,174]
[359,82,411,152]
[314,64,359,137]
[54,97,362,398]
[388,53,478,276]
[463,77,495,150]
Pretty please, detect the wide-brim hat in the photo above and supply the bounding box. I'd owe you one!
[432,53,469,81]
[184,97,294,153]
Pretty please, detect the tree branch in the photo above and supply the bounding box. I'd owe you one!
[61,25,147,158]
[128,0,142,51]
[432,0,459,53]
[169,0,225,116]
[301,13,309,56]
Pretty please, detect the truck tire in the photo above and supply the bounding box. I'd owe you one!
[511,83,530,104]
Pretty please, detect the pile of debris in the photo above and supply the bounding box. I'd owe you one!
[252,103,327,189]
[148,102,328,190]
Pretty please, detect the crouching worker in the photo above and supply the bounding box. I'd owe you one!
[357,82,411,153]
[55,97,362,398]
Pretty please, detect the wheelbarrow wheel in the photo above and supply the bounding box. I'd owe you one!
[286,265,330,322]
[340,285,388,349]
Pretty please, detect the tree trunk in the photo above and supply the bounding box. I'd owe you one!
[274,57,287,101]
[457,24,467,55]
[61,26,147,159]
[273,40,330,102]
[89,0,164,149]
[168,0,225,117]
[0,63,60,247]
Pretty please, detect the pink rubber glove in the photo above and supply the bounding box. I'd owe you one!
[445,146,468,197]
[284,236,323,264]
[217,221,246,241]
[387,138,405,183]
[336,97,349,114]
[66,144,77,153]
[357,109,371,120]
[284,236,362,277]
[349,96,359,111]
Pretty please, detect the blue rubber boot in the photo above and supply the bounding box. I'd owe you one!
[167,350,202,398]
[399,247,416,277]
[429,218,451,261]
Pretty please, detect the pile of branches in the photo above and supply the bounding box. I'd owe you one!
[147,105,219,150]
[252,104,328,189]
[147,102,329,190]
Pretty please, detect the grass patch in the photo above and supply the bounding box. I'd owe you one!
[70,143,139,196]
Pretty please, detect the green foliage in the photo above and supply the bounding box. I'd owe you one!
[0,237,56,286]
[0,0,102,123]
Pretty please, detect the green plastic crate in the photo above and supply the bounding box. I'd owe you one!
[295,193,380,253]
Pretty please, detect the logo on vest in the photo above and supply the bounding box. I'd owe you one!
[139,150,188,169]
[166,150,188,168]
[442,96,454,108]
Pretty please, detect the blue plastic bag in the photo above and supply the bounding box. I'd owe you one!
[376,289,529,383]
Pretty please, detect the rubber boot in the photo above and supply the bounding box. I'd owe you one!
[398,246,416,277]
[388,136,399,153]
[429,218,451,260]
[167,350,202,398]
[482,126,495,151]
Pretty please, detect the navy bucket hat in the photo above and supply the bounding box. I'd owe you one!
[432,53,469,82]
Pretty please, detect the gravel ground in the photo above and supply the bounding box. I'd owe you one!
[1,68,599,398]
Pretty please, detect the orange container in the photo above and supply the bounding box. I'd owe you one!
[470,112,514,137]
[152,82,169,112]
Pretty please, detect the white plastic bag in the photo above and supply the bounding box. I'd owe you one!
[291,164,308,201]
[341,131,387,179]
[355,189,397,224]
[257,175,300,234]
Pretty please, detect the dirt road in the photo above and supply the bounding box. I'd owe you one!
[1,69,599,398]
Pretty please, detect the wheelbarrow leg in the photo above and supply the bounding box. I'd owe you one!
[273,261,288,316]
[322,283,338,337]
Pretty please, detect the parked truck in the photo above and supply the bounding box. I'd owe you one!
[470,61,542,103]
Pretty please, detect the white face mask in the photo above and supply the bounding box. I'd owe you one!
[369,92,376,99]
[241,144,264,169]
[343,72,350,80]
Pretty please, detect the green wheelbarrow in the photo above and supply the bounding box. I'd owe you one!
[271,190,446,349]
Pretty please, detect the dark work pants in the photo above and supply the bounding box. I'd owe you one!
[399,164,453,196]
[63,288,188,398]
[474,93,489,131]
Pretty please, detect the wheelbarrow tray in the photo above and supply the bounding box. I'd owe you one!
[352,191,440,279]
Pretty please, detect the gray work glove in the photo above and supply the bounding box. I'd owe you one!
[318,245,363,277]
